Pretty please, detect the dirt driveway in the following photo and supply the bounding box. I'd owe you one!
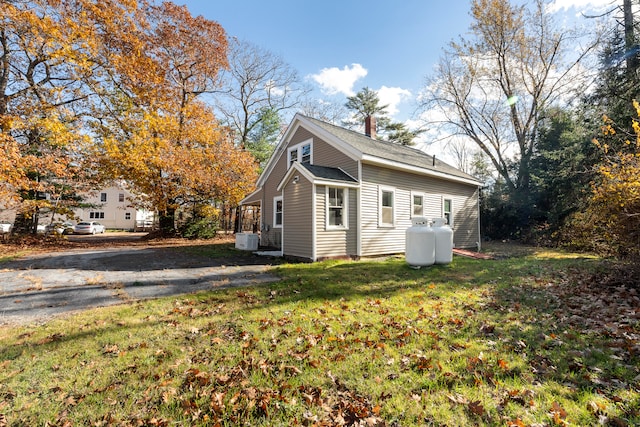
[0,233,281,326]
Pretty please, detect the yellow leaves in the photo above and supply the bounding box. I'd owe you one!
[101,99,257,215]
[0,132,28,200]
[601,124,616,137]
[577,103,640,259]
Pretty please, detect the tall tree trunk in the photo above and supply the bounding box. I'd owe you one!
[234,206,241,233]
[624,0,638,75]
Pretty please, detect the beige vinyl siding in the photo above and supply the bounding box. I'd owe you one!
[282,176,313,259]
[452,188,480,248]
[422,180,480,248]
[311,137,359,179]
[259,128,298,248]
[261,186,282,248]
[360,186,411,255]
[289,127,315,146]
[360,164,479,255]
[315,185,358,259]
[261,191,281,248]
[290,126,358,178]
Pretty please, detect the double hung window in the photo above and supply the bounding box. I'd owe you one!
[411,192,424,217]
[327,187,347,229]
[379,187,395,227]
[443,198,453,226]
[273,196,283,228]
[288,140,312,167]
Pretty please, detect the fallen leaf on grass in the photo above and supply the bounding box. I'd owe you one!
[447,393,468,405]
[468,400,485,416]
[549,401,568,425]
[497,358,509,370]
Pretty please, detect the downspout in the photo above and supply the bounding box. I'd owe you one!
[312,184,317,262]
[476,186,482,251]
[357,161,363,258]
[280,188,285,256]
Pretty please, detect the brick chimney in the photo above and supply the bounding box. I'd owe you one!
[364,115,376,139]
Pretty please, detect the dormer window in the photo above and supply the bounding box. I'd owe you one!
[288,139,312,167]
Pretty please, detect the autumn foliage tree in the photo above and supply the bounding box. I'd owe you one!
[567,102,640,260]
[1,0,257,236]
[0,0,109,232]
[100,102,257,233]
[93,1,256,235]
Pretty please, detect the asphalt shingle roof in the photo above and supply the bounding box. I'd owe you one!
[300,163,358,183]
[302,115,479,184]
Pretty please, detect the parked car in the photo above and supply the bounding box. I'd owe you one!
[0,221,12,234]
[74,221,106,235]
[45,222,75,235]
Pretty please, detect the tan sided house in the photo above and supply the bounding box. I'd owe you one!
[240,114,482,261]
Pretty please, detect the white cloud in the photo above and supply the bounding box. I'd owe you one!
[308,63,368,96]
[377,86,412,117]
[547,0,613,13]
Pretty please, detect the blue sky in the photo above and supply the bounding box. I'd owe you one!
[182,1,473,120]
[181,0,614,123]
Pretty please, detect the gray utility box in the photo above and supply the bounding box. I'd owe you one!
[235,233,259,251]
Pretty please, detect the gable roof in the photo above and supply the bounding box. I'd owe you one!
[276,162,359,191]
[301,115,480,185]
[301,163,358,183]
[257,113,481,188]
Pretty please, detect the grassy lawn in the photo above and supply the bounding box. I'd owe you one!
[0,243,638,426]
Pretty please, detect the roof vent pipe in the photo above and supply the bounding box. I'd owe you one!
[365,115,376,139]
[432,155,436,167]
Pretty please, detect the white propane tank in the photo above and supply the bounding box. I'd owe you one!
[405,217,435,268]
[432,218,453,264]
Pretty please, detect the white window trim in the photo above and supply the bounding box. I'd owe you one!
[273,196,283,228]
[288,148,298,166]
[287,138,313,168]
[442,196,454,227]
[378,186,396,228]
[410,191,426,218]
[326,187,349,230]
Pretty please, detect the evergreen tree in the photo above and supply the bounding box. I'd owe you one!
[246,107,281,170]
[528,108,594,243]
[590,25,640,145]
[343,87,392,133]
[344,87,421,145]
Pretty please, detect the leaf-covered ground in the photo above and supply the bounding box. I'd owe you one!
[0,243,638,426]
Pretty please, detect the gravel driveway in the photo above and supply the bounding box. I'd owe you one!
[0,237,280,325]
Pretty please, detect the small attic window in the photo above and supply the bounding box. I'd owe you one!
[301,143,311,163]
[289,149,298,166]
[288,139,312,168]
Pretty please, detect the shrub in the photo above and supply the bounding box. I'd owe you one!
[180,217,220,239]
[565,102,640,260]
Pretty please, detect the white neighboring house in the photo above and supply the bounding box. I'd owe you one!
[73,186,155,231]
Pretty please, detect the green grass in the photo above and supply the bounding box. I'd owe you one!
[1,245,638,426]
